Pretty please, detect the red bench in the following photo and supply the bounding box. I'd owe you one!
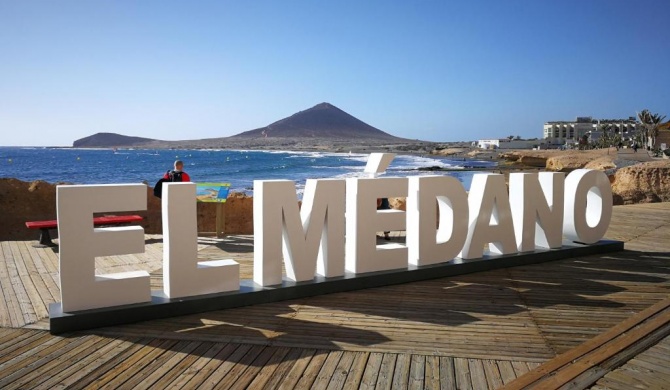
[26,215,144,246]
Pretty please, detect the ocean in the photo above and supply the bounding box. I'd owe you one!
[0,147,497,195]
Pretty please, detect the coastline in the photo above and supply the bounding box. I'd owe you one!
[2,147,668,242]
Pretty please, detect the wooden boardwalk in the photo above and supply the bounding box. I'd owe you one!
[0,202,669,389]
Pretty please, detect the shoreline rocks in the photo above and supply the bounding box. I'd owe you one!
[612,161,670,204]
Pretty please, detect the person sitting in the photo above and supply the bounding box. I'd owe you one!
[153,160,191,198]
[164,160,191,182]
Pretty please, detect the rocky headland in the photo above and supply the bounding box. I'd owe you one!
[71,103,441,155]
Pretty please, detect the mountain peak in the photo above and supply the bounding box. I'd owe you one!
[231,103,400,140]
[72,132,156,148]
[312,102,335,109]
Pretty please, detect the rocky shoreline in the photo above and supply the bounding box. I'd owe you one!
[1,147,668,241]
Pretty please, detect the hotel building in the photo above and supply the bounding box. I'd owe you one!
[543,116,638,146]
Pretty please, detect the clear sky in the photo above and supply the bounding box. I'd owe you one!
[1,0,669,146]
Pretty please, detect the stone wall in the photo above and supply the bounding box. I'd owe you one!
[0,179,254,241]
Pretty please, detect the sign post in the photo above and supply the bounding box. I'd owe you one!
[196,182,231,238]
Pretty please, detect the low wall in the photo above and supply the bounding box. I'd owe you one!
[0,179,254,241]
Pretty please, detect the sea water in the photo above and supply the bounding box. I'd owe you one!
[0,147,496,195]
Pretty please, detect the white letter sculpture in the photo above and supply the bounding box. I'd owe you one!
[460,174,517,259]
[346,177,408,273]
[57,184,150,312]
[563,169,613,244]
[509,172,565,252]
[253,179,345,286]
[162,183,239,298]
[406,176,469,266]
[364,153,395,177]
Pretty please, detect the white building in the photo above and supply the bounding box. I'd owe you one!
[477,139,544,150]
[543,116,638,146]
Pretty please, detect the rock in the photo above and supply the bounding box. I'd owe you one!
[431,148,466,156]
[500,149,616,171]
[611,160,670,204]
[584,157,616,171]
[0,179,57,240]
[519,155,548,168]
[389,197,406,211]
[546,152,616,171]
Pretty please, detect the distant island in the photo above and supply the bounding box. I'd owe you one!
[72,103,456,153]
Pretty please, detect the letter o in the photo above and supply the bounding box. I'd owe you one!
[563,169,613,244]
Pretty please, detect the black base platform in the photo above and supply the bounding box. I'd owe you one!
[49,239,624,334]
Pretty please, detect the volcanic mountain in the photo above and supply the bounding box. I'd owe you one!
[72,103,420,149]
[230,102,401,140]
[73,132,156,148]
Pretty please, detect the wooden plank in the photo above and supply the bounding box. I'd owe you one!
[423,356,440,390]
[262,348,310,390]
[195,344,256,388]
[408,355,425,390]
[292,349,330,389]
[391,354,411,389]
[496,360,519,385]
[310,350,344,389]
[375,353,397,389]
[7,337,111,389]
[326,351,355,390]
[177,343,240,388]
[6,241,40,324]
[602,367,667,389]
[159,343,232,389]
[439,356,457,390]
[0,241,25,326]
[631,356,670,376]
[0,331,58,366]
[275,348,319,390]
[454,358,472,390]
[43,337,140,390]
[501,297,670,389]
[30,337,131,390]
[90,339,179,389]
[122,340,203,389]
[358,352,383,390]
[0,335,96,389]
[468,358,488,390]
[62,339,152,390]
[482,359,504,389]
[342,352,370,389]
[531,314,670,389]
[222,346,278,390]
[0,328,37,351]
[0,334,71,373]
[15,241,52,318]
[243,347,291,390]
[21,241,60,303]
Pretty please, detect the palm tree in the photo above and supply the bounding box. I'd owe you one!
[598,123,613,148]
[637,109,667,149]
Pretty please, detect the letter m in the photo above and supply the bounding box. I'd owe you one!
[253,179,345,286]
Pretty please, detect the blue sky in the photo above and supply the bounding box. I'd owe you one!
[1,0,669,146]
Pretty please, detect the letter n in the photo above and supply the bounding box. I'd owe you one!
[509,172,565,252]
